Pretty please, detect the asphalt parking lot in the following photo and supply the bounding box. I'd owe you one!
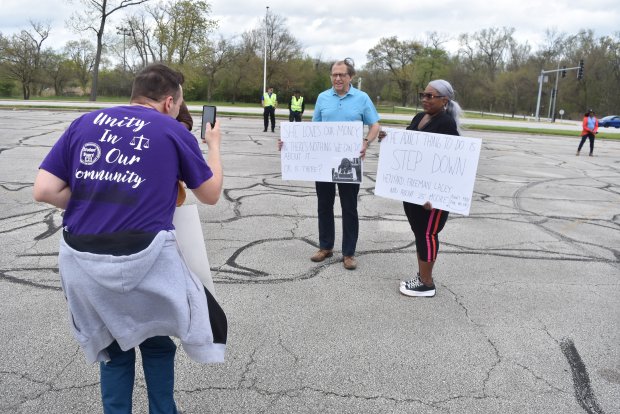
[0,109,618,413]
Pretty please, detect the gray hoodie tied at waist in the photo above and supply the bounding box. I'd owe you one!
[58,230,226,364]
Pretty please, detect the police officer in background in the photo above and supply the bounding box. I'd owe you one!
[288,90,305,122]
[261,86,277,132]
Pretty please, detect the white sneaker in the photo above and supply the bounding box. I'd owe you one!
[400,278,436,297]
[400,272,420,287]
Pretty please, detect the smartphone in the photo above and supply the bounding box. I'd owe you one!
[201,105,217,138]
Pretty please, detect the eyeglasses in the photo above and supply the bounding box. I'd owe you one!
[419,92,445,100]
[331,73,350,79]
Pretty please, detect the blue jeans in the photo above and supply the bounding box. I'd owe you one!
[578,133,595,154]
[100,336,179,414]
[315,181,360,256]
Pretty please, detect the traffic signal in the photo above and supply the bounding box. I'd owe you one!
[577,60,584,80]
[561,66,567,78]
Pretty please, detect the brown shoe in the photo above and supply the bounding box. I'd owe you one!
[343,256,357,270]
[311,249,333,262]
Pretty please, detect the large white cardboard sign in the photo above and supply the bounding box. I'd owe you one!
[374,128,482,215]
[172,204,216,297]
[280,121,363,183]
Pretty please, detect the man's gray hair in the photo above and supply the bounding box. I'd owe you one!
[331,57,356,77]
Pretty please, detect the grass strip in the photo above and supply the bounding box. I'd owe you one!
[3,104,619,139]
[462,124,620,140]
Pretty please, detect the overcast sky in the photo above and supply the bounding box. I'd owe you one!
[1,0,618,67]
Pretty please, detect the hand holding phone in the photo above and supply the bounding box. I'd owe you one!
[201,105,217,139]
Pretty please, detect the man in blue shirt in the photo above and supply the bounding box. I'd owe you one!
[311,58,381,270]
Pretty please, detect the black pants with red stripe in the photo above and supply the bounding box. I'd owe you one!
[403,202,449,262]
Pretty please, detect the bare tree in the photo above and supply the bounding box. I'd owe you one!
[425,31,450,50]
[199,35,234,101]
[506,40,532,70]
[65,39,97,94]
[225,32,262,103]
[122,0,217,66]
[251,12,303,86]
[124,12,156,67]
[68,0,150,101]
[536,28,567,64]
[459,27,515,80]
[0,21,50,99]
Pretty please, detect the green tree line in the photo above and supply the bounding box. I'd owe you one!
[0,0,618,120]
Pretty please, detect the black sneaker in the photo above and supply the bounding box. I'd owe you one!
[399,276,435,297]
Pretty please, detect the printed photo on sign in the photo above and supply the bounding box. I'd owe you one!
[374,128,481,215]
[331,157,362,183]
[280,121,364,184]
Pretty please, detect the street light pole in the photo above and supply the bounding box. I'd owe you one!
[116,27,131,71]
[550,61,561,123]
[263,6,269,93]
[535,70,544,121]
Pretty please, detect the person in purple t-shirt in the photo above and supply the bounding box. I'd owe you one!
[34,64,223,413]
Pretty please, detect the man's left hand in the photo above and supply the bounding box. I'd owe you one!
[359,141,369,159]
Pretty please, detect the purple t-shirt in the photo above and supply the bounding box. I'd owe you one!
[40,105,213,235]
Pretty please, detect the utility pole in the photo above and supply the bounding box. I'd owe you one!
[547,61,560,119]
[550,65,563,123]
[549,61,560,122]
[263,6,269,93]
[535,60,583,121]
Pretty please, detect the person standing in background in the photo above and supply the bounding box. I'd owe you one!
[288,90,305,122]
[577,109,598,156]
[176,102,193,131]
[262,86,277,132]
[175,101,193,204]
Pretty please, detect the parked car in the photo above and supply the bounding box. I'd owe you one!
[599,115,620,128]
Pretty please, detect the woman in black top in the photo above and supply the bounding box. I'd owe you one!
[381,79,462,297]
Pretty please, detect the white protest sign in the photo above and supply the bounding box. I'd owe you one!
[280,121,363,183]
[172,204,216,297]
[375,128,481,215]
